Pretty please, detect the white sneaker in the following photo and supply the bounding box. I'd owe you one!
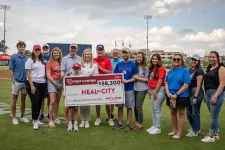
[74,125,79,132]
[187,128,193,132]
[37,120,44,126]
[214,135,219,140]
[33,122,39,130]
[54,119,61,124]
[94,118,101,126]
[79,121,85,128]
[108,119,114,126]
[85,121,90,128]
[67,122,72,131]
[186,131,198,137]
[201,136,215,143]
[146,126,156,132]
[149,128,161,135]
[20,117,30,123]
[12,118,19,125]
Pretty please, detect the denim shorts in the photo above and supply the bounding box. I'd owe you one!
[48,80,63,93]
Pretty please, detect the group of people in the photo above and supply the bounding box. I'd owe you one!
[9,40,225,143]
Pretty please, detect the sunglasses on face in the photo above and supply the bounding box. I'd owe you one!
[73,68,80,70]
[113,53,119,54]
[173,58,181,61]
[71,47,77,50]
[34,49,41,51]
[97,48,104,51]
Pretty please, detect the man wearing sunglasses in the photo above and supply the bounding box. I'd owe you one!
[93,44,114,127]
[39,43,51,121]
[61,43,81,125]
[111,48,122,71]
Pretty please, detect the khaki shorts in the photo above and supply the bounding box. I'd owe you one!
[12,82,27,95]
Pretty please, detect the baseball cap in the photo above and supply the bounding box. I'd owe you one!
[191,54,201,61]
[72,62,81,69]
[42,43,49,48]
[96,44,104,50]
[33,45,41,50]
[121,47,130,53]
[70,43,78,49]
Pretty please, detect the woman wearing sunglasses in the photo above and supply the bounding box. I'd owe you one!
[25,45,47,130]
[201,51,225,143]
[186,54,204,137]
[165,54,190,139]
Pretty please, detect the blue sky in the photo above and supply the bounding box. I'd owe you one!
[0,0,225,56]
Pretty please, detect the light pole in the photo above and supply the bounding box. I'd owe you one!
[144,15,152,60]
[0,4,11,53]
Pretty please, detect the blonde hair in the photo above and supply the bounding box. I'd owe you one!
[80,49,94,68]
[50,47,63,64]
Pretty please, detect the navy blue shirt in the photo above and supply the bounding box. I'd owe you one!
[43,54,50,64]
[9,53,28,83]
[114,61,138,91]
[189,68,204,89]
[166,67,191,97]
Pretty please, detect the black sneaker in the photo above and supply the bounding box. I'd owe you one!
[112,124,123,130]
[39,114,44,121]
[124,124,131,132]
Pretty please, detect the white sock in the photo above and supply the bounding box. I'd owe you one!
[68,121,72,125]
[74,121,78,125]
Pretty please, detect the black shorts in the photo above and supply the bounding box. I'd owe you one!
[166,96,189,108]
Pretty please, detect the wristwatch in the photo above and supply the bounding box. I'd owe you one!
[193,96,197,99]
[31,84,34,88]
[176,93,180,97]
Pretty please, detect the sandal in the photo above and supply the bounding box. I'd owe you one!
[133,125,144,131]
[54,118,61,124]
[171,135,181,139]
[132,124,137,130]
[168,132,175,136]
[49,121,55,128]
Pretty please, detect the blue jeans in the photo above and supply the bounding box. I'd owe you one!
[205,89,225,135]
[149,87,166,128]
[186,87,204,133]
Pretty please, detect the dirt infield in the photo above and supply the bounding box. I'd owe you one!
[0,70,10,80]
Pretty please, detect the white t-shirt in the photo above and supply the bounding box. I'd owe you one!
[80,63,98,76]
[25,58,46,83]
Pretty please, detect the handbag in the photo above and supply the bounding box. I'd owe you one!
[170,97,177,108]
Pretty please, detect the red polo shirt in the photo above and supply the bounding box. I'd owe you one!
[94,56,112,74]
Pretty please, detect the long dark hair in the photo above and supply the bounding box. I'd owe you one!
[149,54,162,79]
[135,52,147,72]
[31,50,44,64]
[206,51,224,72]
[191,58,201,69]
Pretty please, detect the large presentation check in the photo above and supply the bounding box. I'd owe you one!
[64,74,125,106]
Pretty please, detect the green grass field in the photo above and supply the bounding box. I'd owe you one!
[0,66,8,70]
[0,80,225,150]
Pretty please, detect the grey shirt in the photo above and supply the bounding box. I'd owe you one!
[134,66,149,91]
[61,54,81,74]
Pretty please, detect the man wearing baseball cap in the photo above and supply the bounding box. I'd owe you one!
[39,43,51,121]
[113,47,138,132]
[93,44,114,127]
[61,43,81,125]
